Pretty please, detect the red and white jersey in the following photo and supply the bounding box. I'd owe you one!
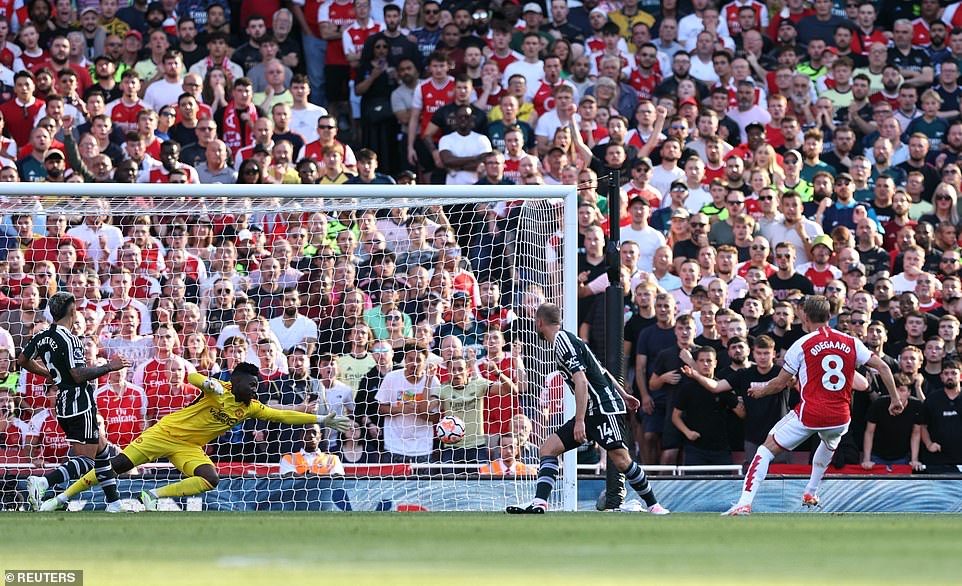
[0,41,21,70]
[503,156,521,184]
[851,28,890,55]
[478,354,522,436]
[99,298,153,337]
[531,78,575,117]
[782,326,872,429]
[148,382,199,420]
[588,50,632,78]
[627,68,662,100]
[317,0,356,67]
[94,383,147,447]
[585,35,628,54]
[140,161,200,184]
[943,3,962,32]
[721,0,769,35]
[411,77,456,137]
[488,50,522,73]
[17,370,48,411]
[796,263,842,294]
[342,19,381,56]
[29,408,69,461]
[132,356,196,417]
[912,18,935,47]
[293,0,325,38]
[21,50,46,73]
[625,128,665,151]
[724,82,765,109]
[106,98,145,134]
[298,139,357,166]
[0,0,25,33]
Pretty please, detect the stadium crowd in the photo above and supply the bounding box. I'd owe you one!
[0,0,960,479]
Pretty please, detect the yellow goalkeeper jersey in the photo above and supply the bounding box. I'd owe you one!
[153,373,318,446]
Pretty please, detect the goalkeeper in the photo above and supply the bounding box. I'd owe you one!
[39,362,351,511]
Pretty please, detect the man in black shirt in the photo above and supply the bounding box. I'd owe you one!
[862,373,923,470]
[921,359,962,473]
[650,314,698,466]
[769,242,815,300]
[673,346,743,465]
[18,292,130,511]
[769,301,804,356]
[506,303,669,514]
[684,335,792,464]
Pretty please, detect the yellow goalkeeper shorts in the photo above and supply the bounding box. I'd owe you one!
[123,426,214,477]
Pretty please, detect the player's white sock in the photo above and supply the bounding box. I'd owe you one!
[737,445,774,507]
[805,442,833,495]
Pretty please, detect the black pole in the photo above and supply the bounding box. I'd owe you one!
[601,169,626,510]
[604,169,624,382]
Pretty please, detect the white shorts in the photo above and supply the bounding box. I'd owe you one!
[770,410,849,452]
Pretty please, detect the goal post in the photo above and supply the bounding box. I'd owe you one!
[0,182,581,512]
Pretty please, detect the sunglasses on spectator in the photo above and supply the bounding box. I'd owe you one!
[936,194,953,200]
[942,258,959,263]
[757,195,774,201]
[750,245,768,250]
[386,314,402,321]
[726,199,744,205]
[851,319,865,325]
[825,286,843,292]
[318,124,335,130]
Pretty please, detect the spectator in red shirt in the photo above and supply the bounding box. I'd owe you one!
[94,368,148,447]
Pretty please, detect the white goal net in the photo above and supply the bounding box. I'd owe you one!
[0,184,578,512]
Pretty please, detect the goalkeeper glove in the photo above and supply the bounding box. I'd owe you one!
[319,412,352,433]
[203,379,225,395]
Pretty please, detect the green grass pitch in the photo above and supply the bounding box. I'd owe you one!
[2,513,959,585]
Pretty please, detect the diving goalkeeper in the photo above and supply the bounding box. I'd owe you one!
[39,362,351,511]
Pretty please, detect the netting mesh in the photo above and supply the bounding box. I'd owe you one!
[0,190,575,511]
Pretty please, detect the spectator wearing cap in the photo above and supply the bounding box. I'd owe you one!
[88,55,122,103]
[651,182,690,233]
[624,157,662,206]
[820,172,879,233]
[435,291,485,352]
[796,234,842,294]
[41,147,66,183]
[842,261,869,297]
[77,7,107,61]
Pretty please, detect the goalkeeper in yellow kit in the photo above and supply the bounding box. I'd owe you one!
[39,362,351,511]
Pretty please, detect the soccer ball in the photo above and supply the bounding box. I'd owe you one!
[436,415,466,445]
